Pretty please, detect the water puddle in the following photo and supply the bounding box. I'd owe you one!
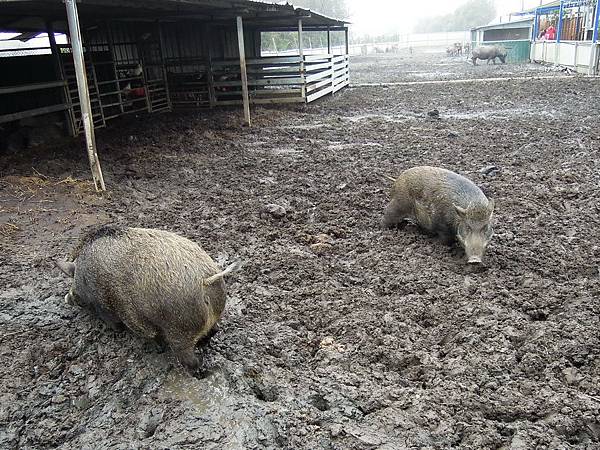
[271,147,303,156]
[275,123,325,130]
[342,112,416,123]
[446,107,559,120]
[328,142,384,150]
[161,368,231,414]
[411,72,454,78]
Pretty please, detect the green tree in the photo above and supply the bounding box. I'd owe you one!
[415,0,496,32]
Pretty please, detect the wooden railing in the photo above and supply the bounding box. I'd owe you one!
[0,52,349,129]
[209,54,349,106]
[305,54,349,102]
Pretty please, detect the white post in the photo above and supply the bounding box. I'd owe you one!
[236,16,251,127]
[65,0,105,191]
[298,19,305,100]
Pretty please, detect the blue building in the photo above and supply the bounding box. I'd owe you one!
[527,0,600,73]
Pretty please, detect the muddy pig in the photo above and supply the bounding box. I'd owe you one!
[55,225,241,370]
[382,166,495,264]
[471,45,507,65]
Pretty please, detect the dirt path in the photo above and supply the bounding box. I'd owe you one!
[1,52,599,449]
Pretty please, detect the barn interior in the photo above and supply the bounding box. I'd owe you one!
[0,0,349,190]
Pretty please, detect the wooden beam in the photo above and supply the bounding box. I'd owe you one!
[205,25,216,108]
[236,16,251,126]
[65,0,106,191]
[0,104,68,125]
[344,27,349,56]
[0,81,65,95]
[327,26,334,94]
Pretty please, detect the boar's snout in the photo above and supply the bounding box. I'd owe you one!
[459,233,489,264]
[467,256,483,265]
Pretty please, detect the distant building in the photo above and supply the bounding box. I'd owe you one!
[528,0,600,74]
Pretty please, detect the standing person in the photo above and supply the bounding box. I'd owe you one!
[546,24,556,40]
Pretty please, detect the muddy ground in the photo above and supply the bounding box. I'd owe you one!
[350,51,566,84]
[1,51,599,449]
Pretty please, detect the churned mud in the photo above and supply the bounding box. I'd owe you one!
[1,51,599,449]
[350,50,568,84]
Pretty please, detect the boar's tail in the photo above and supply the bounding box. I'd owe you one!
[55,259,76,278]
[203,260,242,286]
[381,174,396,183]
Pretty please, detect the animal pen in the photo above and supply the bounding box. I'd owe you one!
[0,0,350,190]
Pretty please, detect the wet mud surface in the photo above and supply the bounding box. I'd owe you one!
[1,53,599,449]
[351,51,566,84]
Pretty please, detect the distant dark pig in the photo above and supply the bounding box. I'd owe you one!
[55,226,241,370]
[471,45,507,65]
[382,166,495,264]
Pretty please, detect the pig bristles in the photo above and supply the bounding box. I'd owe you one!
[203,260,242,286]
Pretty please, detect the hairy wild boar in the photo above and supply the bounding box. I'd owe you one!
[383,166,495,264]
[55,225,241,370]
[471,45,507,65]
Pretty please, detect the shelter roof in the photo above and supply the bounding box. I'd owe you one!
[0,0,348,32]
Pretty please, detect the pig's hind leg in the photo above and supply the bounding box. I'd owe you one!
[94,304,126,332]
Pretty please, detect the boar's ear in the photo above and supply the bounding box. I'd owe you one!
[55,260,76,278]
[453,203,467,217]
[487,198,495,213]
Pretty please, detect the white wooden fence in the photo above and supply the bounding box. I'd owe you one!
[531,40,600,74]
[203,54,349,106]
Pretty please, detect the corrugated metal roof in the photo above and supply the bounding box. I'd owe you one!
[472,17,534,32]
[0,0,348,32]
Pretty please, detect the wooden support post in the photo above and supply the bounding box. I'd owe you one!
[137,44,151,113]
[205,26,216,108]
[65,0,105,191]
[556,0,565,43]
[253,30,261,59]
[328,27,334,94]
[298,19,305,101]
[345,27,350,86]
[236,16,251,126]
[47,20,76,137]
[554,0,564,66]
[344,27,349,56]
[589,0,600,75]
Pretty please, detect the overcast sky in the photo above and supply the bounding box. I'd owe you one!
[347,0,544,35]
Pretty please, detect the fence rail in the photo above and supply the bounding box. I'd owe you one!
[209,54,349,106]
[531,40,599,74]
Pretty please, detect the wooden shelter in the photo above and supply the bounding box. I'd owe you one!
[0,0,350,190]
